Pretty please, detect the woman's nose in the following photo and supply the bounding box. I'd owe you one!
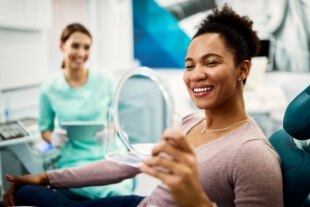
[190,67,207,81]
[77,47,87,56]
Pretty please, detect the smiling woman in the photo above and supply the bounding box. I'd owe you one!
[60,24,92,73]
[3,5,282,207]
[37,23,134,200]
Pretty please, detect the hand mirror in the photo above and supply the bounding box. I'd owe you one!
[104,67,176,167]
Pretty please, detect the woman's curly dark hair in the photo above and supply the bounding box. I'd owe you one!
[193,4,260,66]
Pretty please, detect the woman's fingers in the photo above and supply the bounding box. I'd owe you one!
[161,128,194,153]
[151,140,196,168]
[8,189,16,207]
[140,160,174,184]
[141,128,198,186]
[4,174,34,207]
[3,184,16,207]
[143,128,197,177]
[141,154,197,192]
[5,174,14,182]
[144,153,177,173]
[4,175,21,207]
[143,141,195,174]
[6,174,25,184]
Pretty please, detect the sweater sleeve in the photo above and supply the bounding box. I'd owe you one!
[232,139,284,207]
[47,160,140,188]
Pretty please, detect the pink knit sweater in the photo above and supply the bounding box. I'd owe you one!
[48,113,283,207]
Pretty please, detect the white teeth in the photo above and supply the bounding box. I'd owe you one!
[193,87,212,93]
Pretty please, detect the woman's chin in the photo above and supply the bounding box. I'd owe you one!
[193,101,217,110]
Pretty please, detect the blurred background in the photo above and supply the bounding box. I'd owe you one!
[0,0,309,122]
[0,0,309,198]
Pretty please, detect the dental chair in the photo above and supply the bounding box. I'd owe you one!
[269,85,310,207]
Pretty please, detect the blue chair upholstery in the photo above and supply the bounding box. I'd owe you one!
[269,85,310,207]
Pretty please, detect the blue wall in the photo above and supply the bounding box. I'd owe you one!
[132,0,190,68]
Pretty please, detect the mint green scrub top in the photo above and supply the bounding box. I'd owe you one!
[39,70,134,199]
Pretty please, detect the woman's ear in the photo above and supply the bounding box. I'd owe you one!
[239,60,251,81]
[60,42,65,51]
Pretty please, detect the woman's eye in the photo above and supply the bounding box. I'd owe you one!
[72,43,79,49]
[185,65,194,70]
[206,61,218,67]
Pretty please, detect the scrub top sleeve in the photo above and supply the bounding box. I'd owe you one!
[39,89,55,132]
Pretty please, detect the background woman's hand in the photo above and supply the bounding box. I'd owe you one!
[2,173,48,207]
[51,128,68,148]
[140,129,213,207]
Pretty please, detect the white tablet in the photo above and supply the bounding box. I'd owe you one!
[60,121,105,140]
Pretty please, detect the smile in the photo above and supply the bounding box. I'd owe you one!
[193,86,213,93]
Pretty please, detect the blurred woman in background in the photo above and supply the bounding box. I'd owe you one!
[38,23,134,200]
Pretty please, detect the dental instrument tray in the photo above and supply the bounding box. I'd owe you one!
[0,120,29,141]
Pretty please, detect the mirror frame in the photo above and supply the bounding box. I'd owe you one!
[111,66,175,156]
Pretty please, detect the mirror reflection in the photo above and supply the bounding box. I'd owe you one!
[118,74,167,144]
[104,67,175,167]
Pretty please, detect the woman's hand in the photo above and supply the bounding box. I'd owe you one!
[2,173,49,207]
[140,129,213,207]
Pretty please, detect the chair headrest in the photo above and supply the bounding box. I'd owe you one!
[283,85,310,140]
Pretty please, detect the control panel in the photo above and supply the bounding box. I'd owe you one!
[0,121,29,141]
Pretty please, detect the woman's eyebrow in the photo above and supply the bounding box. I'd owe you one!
[201,53,223,60]
[185,53,223,62]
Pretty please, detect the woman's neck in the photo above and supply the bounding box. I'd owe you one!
[63,68,88,88]
[187,96,249,148]
[203,99,248,130]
